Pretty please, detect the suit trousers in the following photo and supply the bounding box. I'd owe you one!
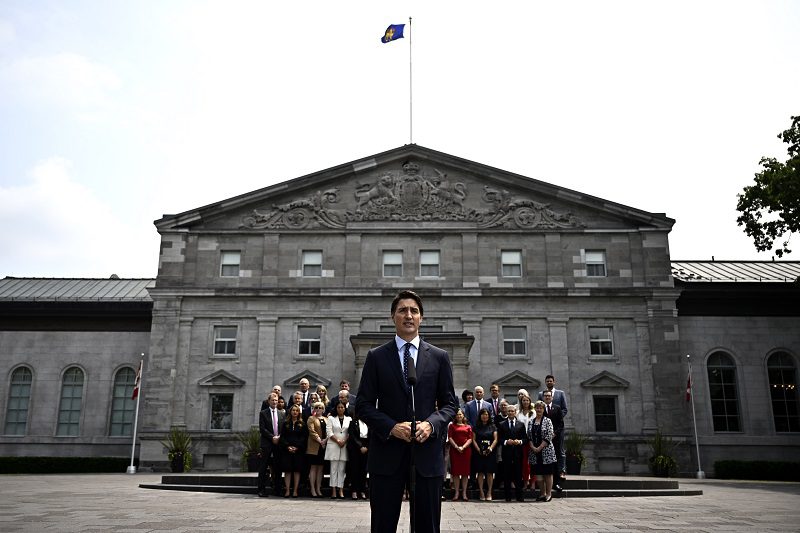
[330,459,347,488]
[370,468,443,533]
[503,458,524,501]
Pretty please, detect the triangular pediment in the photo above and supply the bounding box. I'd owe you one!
[580,371,629,389]
[197,369,245,388]
[283,370,331,390]
[155,145,674,232]
[493,370,542,402]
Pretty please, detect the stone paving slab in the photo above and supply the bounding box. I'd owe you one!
[0,474,798,532]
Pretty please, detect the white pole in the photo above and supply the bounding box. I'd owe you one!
[127,355,144,474]
[687,354,705,479]
[408,16,413,144]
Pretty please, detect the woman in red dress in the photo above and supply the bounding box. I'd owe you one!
[448,409,473,501]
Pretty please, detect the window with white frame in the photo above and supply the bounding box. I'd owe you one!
[213,326,238,356]
[419,250,440,277]
[4,367,32,436]
[57,367,84,436]
[383,250,403,277]
[220,251,241,277]
[109,367,136,437]
[501,250,522,277]
[210,394,233,430]
[585,250,607,277]
[593,395,618,432]
[302,250,323,277]
[502,326,527,357]
[589,326,614,356]
[298,326,321,356]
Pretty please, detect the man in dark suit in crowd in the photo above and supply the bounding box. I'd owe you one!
[497,404,527,502]
[542,389,565,492]
[464,385,494,428]
[299,377,312,406]
[257,392,284,497]
[539,374,568,481]
[356,290,457,533]
[290,390,311,420]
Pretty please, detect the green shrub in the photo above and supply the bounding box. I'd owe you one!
[714,460,800,481]
[0,456,137,474]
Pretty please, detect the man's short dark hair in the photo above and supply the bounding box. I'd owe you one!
[545,374,555,381]
[461,389,472,403]
[390,290,424,316]
[340,379,350,387]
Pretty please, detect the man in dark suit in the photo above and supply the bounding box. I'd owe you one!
[290,391,311,420]
[299,377,312,406]
[257,393,284,497]
[464,386,494,428]
[538,374,568,481]
[497,404,527,502]
[542,389,565,492]
[356,290,457,533]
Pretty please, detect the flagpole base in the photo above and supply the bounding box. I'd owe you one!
[695,470,705,479]
[126,466,137,474]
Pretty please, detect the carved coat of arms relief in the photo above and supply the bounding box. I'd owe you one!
[240,160,584,230]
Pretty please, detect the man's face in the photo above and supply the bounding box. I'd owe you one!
[272,386,282,396]
[340,381,350,391]
[299,379,309,392]
[543,391,553,405]
[268,394,278,408]
[500,401,508,415]
[546,377,555,390]
[339,393,348,404]
[392,298,422,340]
[506,406,517,418]
[490,385,500,399]
[474,387,484,400]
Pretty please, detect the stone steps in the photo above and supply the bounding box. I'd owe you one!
[139,475,702,498]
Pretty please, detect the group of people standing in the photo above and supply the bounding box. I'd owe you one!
[450,377,568,502]
[256,377,369,500]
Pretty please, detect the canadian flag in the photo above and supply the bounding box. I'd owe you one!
[131,359,143,400]
[685,367,692,402]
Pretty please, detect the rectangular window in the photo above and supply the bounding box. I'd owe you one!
[383,250,403,277]
[589,326,614,356]
[503,326,527,357]
[298,326,321,356]
[586,250,607,277]
[593,395,618,432]
[214,326,238,356]
[302,250,322,277]
[501,250,522,277]
[210,394,233,430]
[419,250,440,277]
[220,251,241,277]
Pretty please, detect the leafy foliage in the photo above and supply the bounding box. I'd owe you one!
[736,116,800,257]
[565,431,587,466]
[236,426,261,471]
[647,430,678,477]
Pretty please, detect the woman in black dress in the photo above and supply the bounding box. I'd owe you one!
[280,404,307,497]
[471,407,498,501]
[347,408,369,499]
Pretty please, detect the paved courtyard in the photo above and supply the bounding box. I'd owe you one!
[0,473,798,532]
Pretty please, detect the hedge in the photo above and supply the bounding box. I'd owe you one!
[714,460,800,481]
[0,456,138,474]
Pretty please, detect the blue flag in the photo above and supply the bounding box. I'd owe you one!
[381,24,405,44]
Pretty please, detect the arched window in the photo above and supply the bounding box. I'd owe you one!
[767,351,800,432]
[707,352,741,432]
[110,367,136,436]
[57,367,84,436]
[4,367,33,435]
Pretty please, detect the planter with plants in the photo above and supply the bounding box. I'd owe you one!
[160,427,193,473]
[236,426,262,472]
[565,431,587,475]
[648,430,677,477]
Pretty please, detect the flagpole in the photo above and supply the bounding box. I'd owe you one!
[408,16,413,144]
[127,354,144,474]
[687,354,705,479]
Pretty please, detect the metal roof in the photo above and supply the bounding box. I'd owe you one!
[0,277,154,301]
[671,261,800,283]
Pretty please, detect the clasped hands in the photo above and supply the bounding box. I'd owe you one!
[391,420,433,443]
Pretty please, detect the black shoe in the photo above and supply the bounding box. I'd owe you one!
[545,495,552,502]
[257,491,269,498]
[536,495,545,502]
[505,497,512,502]
[554,484,563,492]
[516,497,525,502]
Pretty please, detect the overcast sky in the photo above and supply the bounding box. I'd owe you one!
[1,1,798,278]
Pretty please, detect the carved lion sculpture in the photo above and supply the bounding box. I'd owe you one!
[355,174,396,210]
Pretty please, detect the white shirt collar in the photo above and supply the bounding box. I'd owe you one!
[395,335,420,351]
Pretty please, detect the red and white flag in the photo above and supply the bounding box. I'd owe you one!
[131,359,143,400]
[685,367,692,402]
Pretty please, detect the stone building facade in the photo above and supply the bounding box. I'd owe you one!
[1,145,798,475]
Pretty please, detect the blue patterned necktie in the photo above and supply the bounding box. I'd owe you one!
[403,342,412,392]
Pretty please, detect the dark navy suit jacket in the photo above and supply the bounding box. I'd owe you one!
[356,339,457,478]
